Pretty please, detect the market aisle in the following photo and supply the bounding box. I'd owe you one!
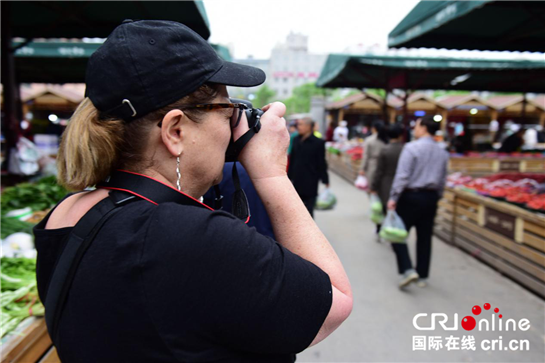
[297,172,545,363]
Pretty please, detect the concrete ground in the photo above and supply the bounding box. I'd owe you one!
[297,172,545,363]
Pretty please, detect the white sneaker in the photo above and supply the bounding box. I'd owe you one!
[398,269,419,289]
[416,278,427,288]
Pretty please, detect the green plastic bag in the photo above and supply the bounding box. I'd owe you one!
[316,188,337,210]
[369,194,384,224]
[379,211,408,243]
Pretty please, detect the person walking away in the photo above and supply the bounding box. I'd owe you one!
[333,120,349,142]
[499,125,524,153]
[359,120,388,235]
[387,116,449,289]
[288,117,330,218]
[325,119,337,142]
[370,124,404,241]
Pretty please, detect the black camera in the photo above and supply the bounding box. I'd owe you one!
[225,99,264,162]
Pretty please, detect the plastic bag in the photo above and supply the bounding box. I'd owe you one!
[8,137,40,176]
[354,175,368,191]
[379,211,408,243]
[315,188,337,210]
[369,194,384,224]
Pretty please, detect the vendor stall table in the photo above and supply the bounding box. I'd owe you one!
[1,317,59,363]
[449,157,545,177]
[326,151,363,183]
[435,188,545,298]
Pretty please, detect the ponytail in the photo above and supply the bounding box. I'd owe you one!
[57,98,124,190]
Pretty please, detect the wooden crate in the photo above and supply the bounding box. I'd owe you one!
[326,151,362,183]
[433,188,545,298]
[449,157,545,177]
[434,190,455,245]
[1,318,59,363]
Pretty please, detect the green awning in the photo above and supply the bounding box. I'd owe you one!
[388,1,545,52]
[316,54,545,93]
[6,1,210,40]
[13,40,232,83]
[210,44,232,62]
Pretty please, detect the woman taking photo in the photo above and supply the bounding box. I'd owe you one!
[33,20,352,362]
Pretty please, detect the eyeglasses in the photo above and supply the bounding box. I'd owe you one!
[157,103,249,127]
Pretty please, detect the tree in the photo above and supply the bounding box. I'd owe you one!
[282,82,332,115]
[253,85,276,108]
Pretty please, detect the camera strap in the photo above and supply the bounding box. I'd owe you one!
[42,169,241,348]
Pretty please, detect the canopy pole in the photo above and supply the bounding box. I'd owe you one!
[402,90,411,142]
[1,2,22,172]
[382,88,390,124]
[521,93,527,125]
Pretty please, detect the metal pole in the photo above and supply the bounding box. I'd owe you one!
[1,2,22,171]
[403,90,410,141]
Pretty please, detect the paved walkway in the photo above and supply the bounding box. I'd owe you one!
[297,172,545,363]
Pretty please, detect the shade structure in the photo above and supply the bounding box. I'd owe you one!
[1,0,211,164]
[316,54,545,93]
[7,1,210,40]
[13,41,233,84]
[388,1,545,52]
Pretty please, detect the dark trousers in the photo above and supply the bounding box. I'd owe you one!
[391,190,439,278]
[302,196,317,218]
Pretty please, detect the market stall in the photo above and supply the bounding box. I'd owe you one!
[327,142,545,297]
[435,183,545,299]
[325,141,364,183]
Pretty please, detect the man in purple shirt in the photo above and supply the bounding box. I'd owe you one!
[387,116,449,289]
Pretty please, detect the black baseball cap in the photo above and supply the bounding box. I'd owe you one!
[85,19,266,121]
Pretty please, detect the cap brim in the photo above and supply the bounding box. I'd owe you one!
[208,61,266,87]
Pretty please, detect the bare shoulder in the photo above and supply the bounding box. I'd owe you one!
[45,189,110,230]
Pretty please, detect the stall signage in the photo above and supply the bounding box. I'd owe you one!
[485,207,515,239]
[499,160,520,172]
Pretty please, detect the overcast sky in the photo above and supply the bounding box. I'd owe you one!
[205,0,420,59]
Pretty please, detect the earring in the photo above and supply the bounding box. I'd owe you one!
[176,152,182,191]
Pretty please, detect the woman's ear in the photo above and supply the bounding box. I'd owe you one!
[160,109,185,157]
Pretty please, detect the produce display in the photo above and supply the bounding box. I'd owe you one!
[447,172,545,212]
[326,141,365,161]
[450,152,545,159]
[1,176,67,215]
[0,177,66,340]
[1,257,44,338]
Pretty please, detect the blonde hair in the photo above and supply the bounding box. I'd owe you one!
[57,84,220,190]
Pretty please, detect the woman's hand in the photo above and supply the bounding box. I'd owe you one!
[232,102,289,180]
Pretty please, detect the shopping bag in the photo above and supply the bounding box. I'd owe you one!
[369,194,384,224]
[8,137,40,176]
[315,188,337,210]
[379,211,408,243]
[354,175,368,191]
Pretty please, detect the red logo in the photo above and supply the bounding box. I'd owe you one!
[462,303,502,331]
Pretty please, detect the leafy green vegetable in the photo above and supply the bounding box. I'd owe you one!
[0,257,43,338]
[1,176,67,216]
[0,216,35,239]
